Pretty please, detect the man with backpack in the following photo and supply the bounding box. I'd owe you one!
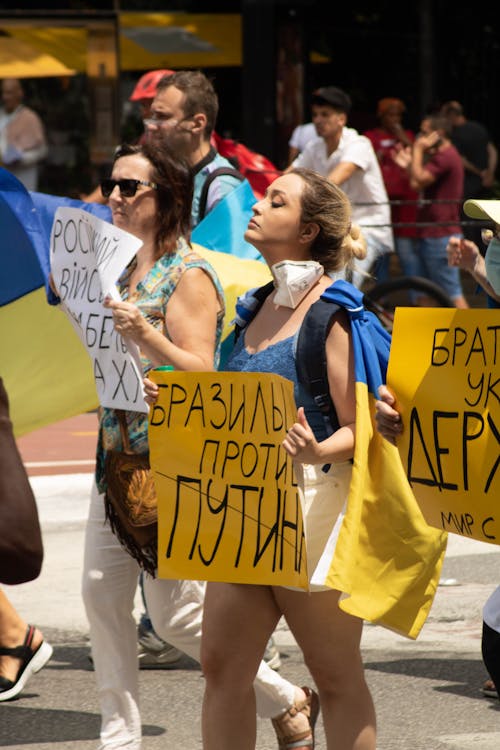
[144,70,245,227]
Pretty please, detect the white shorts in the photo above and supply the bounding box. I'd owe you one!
[292,460,352,592]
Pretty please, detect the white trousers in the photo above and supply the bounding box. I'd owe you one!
[82,482,295,749]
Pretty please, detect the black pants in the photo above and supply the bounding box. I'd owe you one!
[482,620,500,694]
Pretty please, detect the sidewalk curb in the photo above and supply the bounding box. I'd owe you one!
[30,472,92,530]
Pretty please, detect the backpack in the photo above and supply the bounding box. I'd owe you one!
[197,165,246,225]
[230,278,392,433]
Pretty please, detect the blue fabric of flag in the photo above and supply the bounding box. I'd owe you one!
[321,279,392,393]
[191,178,262,261]
[0,167,111,307]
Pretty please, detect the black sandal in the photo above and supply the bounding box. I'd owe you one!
[0,625,53,701]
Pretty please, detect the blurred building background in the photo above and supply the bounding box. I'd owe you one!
[0,0,498,196]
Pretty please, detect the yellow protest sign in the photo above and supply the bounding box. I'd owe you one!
[148,369,308,588]
[388,307,500,544]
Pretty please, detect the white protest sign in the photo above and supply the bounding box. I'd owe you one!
[50,207,147,412]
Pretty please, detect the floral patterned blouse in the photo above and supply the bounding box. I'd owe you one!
[95,237,225,493]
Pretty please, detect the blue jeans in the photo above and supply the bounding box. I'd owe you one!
[396,235,465,301]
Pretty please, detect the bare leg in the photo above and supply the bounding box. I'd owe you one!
[274,586,376,750]
[0,587,44,682]
[201,582,283,750]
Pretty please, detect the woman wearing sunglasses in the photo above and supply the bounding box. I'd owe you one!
[82,142,318,750]
[82,140,224,749]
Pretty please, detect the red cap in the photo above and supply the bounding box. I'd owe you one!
[129,69,174,102]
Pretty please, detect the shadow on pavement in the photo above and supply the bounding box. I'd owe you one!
[365,654,500,701]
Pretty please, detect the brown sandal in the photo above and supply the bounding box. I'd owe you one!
[271,685,320,749]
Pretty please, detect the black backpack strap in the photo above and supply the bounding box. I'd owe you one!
[198,166,245,223]
[295,298,341,436]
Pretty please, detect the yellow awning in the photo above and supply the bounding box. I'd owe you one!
[3,13,242,75]
[120,12,242,69]
[1,14,326,76]
[0,36,76,78]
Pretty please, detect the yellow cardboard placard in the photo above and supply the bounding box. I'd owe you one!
[388,307,500,544]
[148,369,308,588]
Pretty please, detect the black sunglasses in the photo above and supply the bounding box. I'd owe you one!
[100,178,158,198]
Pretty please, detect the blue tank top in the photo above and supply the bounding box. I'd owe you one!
[226,332,330,442]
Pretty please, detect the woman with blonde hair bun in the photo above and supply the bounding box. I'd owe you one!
[200,168,376,750]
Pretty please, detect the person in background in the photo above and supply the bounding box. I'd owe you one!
[375,378,500,705]
[290,86,394,287]
[127,69,174,145]
[394,114,469,308]
[447,207,500,699]
[0,78,48,191]
[440,101,498,246]
[199,168,376,750]
[364,98,419,278]
[288,121,317,165]
[481,588,500,700]
[0,376,53,702]
[375,212,500,703]
[145,69,243,228]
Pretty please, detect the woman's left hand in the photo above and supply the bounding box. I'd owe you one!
[104,297,146,341]
[282,407,321,463]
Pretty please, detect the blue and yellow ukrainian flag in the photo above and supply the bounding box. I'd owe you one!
[0,170,109,435]
[319,281,447,639]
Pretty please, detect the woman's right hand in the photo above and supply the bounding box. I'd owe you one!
[374,385,403,445]
[143,376,159,406]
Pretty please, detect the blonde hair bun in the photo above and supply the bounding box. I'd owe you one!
[343,223,367,261]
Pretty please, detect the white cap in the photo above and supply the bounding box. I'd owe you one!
[463,199,500,225]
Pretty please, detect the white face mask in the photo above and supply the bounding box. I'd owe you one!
[271,260,324,309]
[485,238,500,296]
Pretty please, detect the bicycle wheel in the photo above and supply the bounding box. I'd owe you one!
[363,275,454,332]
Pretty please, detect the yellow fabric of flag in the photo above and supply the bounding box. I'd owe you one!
[327,383,447,639]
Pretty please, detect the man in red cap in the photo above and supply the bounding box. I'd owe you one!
[145,70,245,227]
[128,69,174,144]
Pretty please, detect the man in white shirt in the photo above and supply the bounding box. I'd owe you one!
[0,78,48,191]
[291,86,394,286]
[287,121,317,164]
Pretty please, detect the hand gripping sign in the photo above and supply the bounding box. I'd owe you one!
[388,307,500,545]
[50,207,147,412]
[148,369,309,589]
